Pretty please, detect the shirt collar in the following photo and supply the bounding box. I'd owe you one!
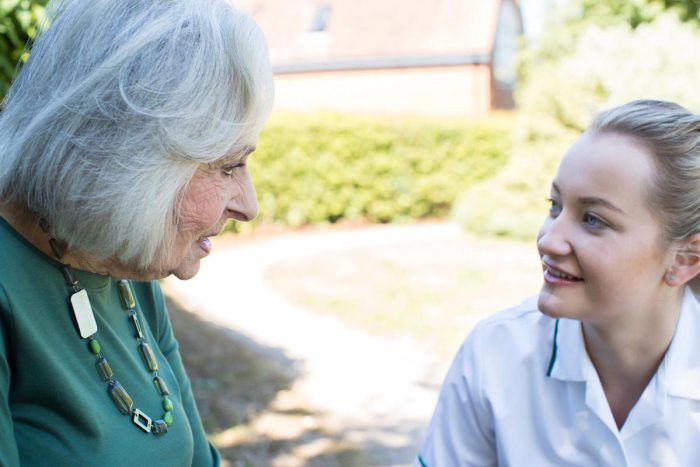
[665,287,700,400]
[546,317,587,382]
[545,288,700,400]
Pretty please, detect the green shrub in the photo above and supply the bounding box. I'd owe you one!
[229,112,513,231]
[0,0,48,99]
[451,139,566,241]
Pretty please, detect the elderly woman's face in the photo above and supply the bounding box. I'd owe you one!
[167,148,258,280]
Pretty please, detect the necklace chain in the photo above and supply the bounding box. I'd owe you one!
[43,224,173,436]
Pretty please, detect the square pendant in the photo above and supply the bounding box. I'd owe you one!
[70,289,98,338]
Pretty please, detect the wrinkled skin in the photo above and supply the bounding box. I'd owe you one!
[168,149,258,280]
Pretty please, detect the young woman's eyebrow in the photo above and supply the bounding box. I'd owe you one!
[579,196,625,214]
[552,182,625,214]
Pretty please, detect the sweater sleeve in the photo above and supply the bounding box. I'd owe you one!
[416,326,497,467]
[0,284,20,467]
[150,282,221,467]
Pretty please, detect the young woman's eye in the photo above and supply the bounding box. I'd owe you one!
[583,213,606,229]
[546,198,561,217]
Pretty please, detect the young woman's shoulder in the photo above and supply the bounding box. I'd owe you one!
[448,296,558,398]
[468,295,555,353]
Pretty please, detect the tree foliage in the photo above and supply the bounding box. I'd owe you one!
[454,0,700,240]
[0,0,47,99]
[575,0,700,26]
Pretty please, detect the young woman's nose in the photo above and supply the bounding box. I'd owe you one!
[536,215,572,257]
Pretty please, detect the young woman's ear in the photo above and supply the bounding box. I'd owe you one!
[666,233,700,286]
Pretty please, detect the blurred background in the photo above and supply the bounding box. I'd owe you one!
[3,0,700,465]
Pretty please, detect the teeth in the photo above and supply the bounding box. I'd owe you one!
[549,268,579,280]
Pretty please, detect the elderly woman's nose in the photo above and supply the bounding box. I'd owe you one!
[227,171,259,222]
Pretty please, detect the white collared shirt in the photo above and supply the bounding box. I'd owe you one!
[417,289,700,467]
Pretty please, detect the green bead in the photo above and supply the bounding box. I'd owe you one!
[89,338,101,355]
[163,411,174,426]
[163,397,173,412]
[117,280,136,310]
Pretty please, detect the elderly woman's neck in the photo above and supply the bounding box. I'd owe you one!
[0,202,53,256]
[0,202,113,276]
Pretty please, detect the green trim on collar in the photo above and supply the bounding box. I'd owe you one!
[546,319,560,377]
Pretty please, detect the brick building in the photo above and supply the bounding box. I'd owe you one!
[241,0,523,116]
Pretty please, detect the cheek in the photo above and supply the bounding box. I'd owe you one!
[583,244,664,292]
[179,180,226,234]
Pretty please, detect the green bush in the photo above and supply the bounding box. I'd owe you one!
[451,139,566,241]
[0,0,47,99]
[229,112,513,231]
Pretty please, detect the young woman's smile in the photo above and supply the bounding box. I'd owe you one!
[542,261,583,284]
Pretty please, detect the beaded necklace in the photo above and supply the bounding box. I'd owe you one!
[42,222,174,436]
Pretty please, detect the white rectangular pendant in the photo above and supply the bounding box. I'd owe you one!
[70,289,98,338]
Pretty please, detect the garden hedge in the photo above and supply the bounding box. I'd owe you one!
[233,112,513,231]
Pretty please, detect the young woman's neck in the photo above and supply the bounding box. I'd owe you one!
[582,288,684,429]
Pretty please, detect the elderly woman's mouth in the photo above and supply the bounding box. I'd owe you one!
[197,236,212,254]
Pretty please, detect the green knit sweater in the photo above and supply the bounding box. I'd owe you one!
[0,217,220,466]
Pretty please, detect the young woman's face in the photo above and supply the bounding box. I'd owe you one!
[537,131,675,327]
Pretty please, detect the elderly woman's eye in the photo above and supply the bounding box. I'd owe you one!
[222,164,244,177]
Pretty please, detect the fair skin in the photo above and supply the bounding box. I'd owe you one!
[537,131,700,429]
[0,145,259,281]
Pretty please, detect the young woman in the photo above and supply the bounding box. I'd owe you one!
[418,100,700,466]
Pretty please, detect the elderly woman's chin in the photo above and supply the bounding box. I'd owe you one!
[146,237,211,280]
[170,245,209,280]
[113,236,212,281]
[171,261,202,280]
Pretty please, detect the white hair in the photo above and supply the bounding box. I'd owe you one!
[0,0,273,268]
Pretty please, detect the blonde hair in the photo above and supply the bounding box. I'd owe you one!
[0,0,273,268]
[590,99,700,244]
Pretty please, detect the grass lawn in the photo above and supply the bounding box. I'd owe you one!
[264,232,543,357]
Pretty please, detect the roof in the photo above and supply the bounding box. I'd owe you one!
[238,0,507,68]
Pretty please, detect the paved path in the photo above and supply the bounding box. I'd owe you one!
[163,223,463,466]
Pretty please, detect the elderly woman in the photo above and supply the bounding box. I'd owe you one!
[0,0,272,465]
[418,100,700,466]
